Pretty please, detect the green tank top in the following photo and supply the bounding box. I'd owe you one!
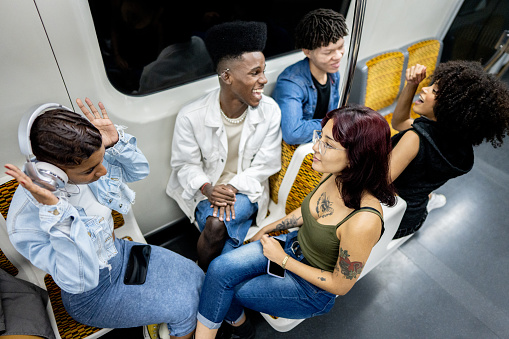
[297,174,384,272]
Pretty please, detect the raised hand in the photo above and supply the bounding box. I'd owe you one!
[406,64,427,86]
[76,98,119,147]
[4,164,59,205]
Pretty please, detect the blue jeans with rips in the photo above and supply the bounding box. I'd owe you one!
[61,238,204,337]
[195,193,258,253]
[197,231,336,329]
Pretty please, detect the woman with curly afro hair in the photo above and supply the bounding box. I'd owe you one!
[389,60,509,239]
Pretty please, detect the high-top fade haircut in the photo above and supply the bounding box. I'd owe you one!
[295,8,348,50]
[205,21,267,73]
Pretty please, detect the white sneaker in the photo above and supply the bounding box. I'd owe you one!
[143,324,160,339]
[427,193,446,212]
[158,323,171,339]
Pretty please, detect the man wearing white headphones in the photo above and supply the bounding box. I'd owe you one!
[5,99,204,339]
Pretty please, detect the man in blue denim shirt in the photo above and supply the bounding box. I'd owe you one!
[6,99,203,338]
[272,9,348,145]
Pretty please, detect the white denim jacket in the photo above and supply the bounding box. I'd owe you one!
[7,128,149,294]
[166,89,282,225]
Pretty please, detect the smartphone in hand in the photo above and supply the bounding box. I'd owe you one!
[267,238,286,278]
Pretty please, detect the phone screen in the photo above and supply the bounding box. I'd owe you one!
[267,238,286,278]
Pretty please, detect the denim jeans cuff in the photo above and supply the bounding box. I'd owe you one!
[197,312,222,330]
[224,310,245,325]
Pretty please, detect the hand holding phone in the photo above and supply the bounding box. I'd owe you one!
[267,238,286,278]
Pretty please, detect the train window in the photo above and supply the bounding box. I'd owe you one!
[441,0,509,63]
[87,0,351,96]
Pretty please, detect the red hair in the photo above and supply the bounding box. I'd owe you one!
[322,105,396,209]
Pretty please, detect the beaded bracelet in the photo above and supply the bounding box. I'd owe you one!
[281,255,290,269]
[200,182,210,195]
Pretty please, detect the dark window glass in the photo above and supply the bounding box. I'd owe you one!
[441,0,509,63]
[88,0,350,95]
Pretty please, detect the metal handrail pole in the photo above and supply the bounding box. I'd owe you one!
[339,0,367,107]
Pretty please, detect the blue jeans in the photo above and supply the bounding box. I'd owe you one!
[195,193,258,253]
[61,238,204,337]
[197,231,336,329]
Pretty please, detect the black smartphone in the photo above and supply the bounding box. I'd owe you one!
[267,238,286,278]
[124,245,151,285]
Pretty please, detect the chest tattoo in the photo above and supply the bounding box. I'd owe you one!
[316,192,334,218]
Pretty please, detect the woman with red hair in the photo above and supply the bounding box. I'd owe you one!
[195,104,396,339]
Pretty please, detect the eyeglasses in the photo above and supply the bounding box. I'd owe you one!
[313,130,346,155]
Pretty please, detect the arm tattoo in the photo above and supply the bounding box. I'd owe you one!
[275,215,302,231]
[317,269,327,281]
[334,247,363,280]
[316,192,334,218]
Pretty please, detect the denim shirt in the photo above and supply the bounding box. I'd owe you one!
[272,58,340,145]
[6,128,149,294]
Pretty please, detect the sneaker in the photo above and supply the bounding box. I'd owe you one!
[143,324,160,339]
[231,318,255,339]
[427,193,446,212]
[158,323,171,339]
[216,318,255,339]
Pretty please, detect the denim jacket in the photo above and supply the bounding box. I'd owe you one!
[271,58,340,145]
[6,127,149,294]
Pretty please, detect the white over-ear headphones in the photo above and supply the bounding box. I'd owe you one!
[18,103,72,192]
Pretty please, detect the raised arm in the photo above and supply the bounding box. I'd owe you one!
[392,64,427,132]
[389,130,420,182]
[76,98,149,182]
[5,164,99,293]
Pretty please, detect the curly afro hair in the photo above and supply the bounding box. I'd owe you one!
[295,8,348,50]
[204,21,267,72]
[432,60,509,147]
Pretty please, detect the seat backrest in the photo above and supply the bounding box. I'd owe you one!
[350,50,407,112]
[0,180,20,276]
[268,141,322,215]
[403,38,443,94]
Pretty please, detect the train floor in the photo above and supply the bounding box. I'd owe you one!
[103,77,509,338]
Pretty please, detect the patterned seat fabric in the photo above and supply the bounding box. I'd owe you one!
[284,153,322,214]
[406,39,442,93]
[268,141,322,215]
[269,141,298,204]
[44,274,102,339]
[364,51,406,112]
[0,180,20,276]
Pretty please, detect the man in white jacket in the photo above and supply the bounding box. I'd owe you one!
[167,21,282,271]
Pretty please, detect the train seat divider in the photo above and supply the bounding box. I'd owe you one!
[0,176,147,339]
